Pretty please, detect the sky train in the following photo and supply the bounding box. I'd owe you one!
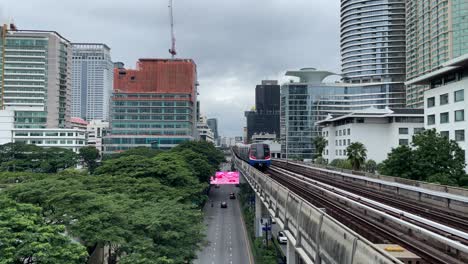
[233,143,271,171]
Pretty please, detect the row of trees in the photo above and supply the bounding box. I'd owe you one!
[313,129,468,187]
[0,143,100,173]
[0,141,225,263]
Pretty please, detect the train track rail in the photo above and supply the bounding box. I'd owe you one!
[274,161,468,233]
[267,165,468,264]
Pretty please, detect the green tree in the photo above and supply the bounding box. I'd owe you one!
[103,146,161,160]
[380,129,466,185]
[313,136,327,158]
[329,159,353,170]
[412,129,465,183]
[364,159,377,173]
[346,142,367,171]
[172,141,225,169]
[0,195,88,263]
[314,156,328,165]
[379,145,415,178]
[173,149,216,183]
[79,146,100,173]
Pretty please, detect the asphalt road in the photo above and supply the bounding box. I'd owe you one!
[194,184,253,264]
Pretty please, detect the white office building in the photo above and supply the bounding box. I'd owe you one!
[87,120,109,155]
[407,54,468,169]
[197,116,215,143]
[317,107,424,163]
[71,43,113,121]
[12,128,87,153]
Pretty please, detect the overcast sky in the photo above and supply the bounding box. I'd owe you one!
[1,0,341,137]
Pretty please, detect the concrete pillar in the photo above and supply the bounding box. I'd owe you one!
[286,241,297,264]
[254,192,264,237]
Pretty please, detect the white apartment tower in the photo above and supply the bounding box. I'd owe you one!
[71,43,113,121]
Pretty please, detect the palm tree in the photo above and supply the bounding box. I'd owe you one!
[313,136,328,158]
[346,142,367,171]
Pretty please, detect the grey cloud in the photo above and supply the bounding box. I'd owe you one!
[3,0,341,137]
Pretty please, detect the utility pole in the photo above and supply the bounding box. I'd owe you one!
[168,0,177,59]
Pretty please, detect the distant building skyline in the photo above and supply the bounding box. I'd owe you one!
[71,43,113,121]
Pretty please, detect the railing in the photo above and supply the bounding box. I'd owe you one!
[233,154,400,264]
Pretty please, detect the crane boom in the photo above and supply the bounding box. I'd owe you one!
[168,0,177,58]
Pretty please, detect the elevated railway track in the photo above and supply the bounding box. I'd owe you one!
[267,162,468,264]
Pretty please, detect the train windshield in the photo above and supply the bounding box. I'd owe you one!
[251,144,270,159]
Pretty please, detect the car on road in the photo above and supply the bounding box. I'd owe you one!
[214,185,220,188]
[277,231,287,244]
[221,201,227,208]
[229,192,236,199]
[271,218,276,224]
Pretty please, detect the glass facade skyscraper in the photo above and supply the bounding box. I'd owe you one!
[280,68,405,159]
[406,0,468,108]
[71,43,113,121]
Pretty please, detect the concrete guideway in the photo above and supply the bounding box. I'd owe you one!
[233,154,402,264]
[194,184,253,264]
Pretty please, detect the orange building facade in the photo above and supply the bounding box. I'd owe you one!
[104,59,198,152]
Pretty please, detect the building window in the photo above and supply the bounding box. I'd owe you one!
[347,139,350,145]
[335,140,338,146]
[440,112,449,124]
[440,131,449,138]
[343,150,346,156]
[427,115,435,125]
[427,97,435,108]
[347,128,350,135]
[455,110,464,122]
[399,128,409,134]
[399,139,409,146]
[455,130,465,142]
[455,89,464,102]
[339,150,342,155]
[335,131,338,136]
[440,94,449,105]
[339,130,342,136]
[414,128,424,134]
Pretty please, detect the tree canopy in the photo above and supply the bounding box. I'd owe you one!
[0,140,225,263]
[313,136,327,159]
[0,142,78,173]
[380,129,467,186]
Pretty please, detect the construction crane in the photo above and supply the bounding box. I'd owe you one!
[168,0,177,59]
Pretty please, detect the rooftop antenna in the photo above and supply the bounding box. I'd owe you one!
[168,0,177,59]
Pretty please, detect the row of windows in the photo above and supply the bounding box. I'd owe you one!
[113,101,190,107]
[427,110,465,125]
[440,130,465,142]
[427,89,464,107]
[14,132,84,137]
[113,115,190,121]
[335,138,351,147]
[20,140,85,145]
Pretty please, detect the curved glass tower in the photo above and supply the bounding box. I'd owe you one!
[341,0,406,84]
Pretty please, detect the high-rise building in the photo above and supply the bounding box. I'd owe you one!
[71,43,113,121]
[245,80,280,142]
[281,68,406,160]
[104,59,198,152]
[340,0,406,104]
[405,0,468,108]
[0,25,73,128]
[207,118,219,139]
